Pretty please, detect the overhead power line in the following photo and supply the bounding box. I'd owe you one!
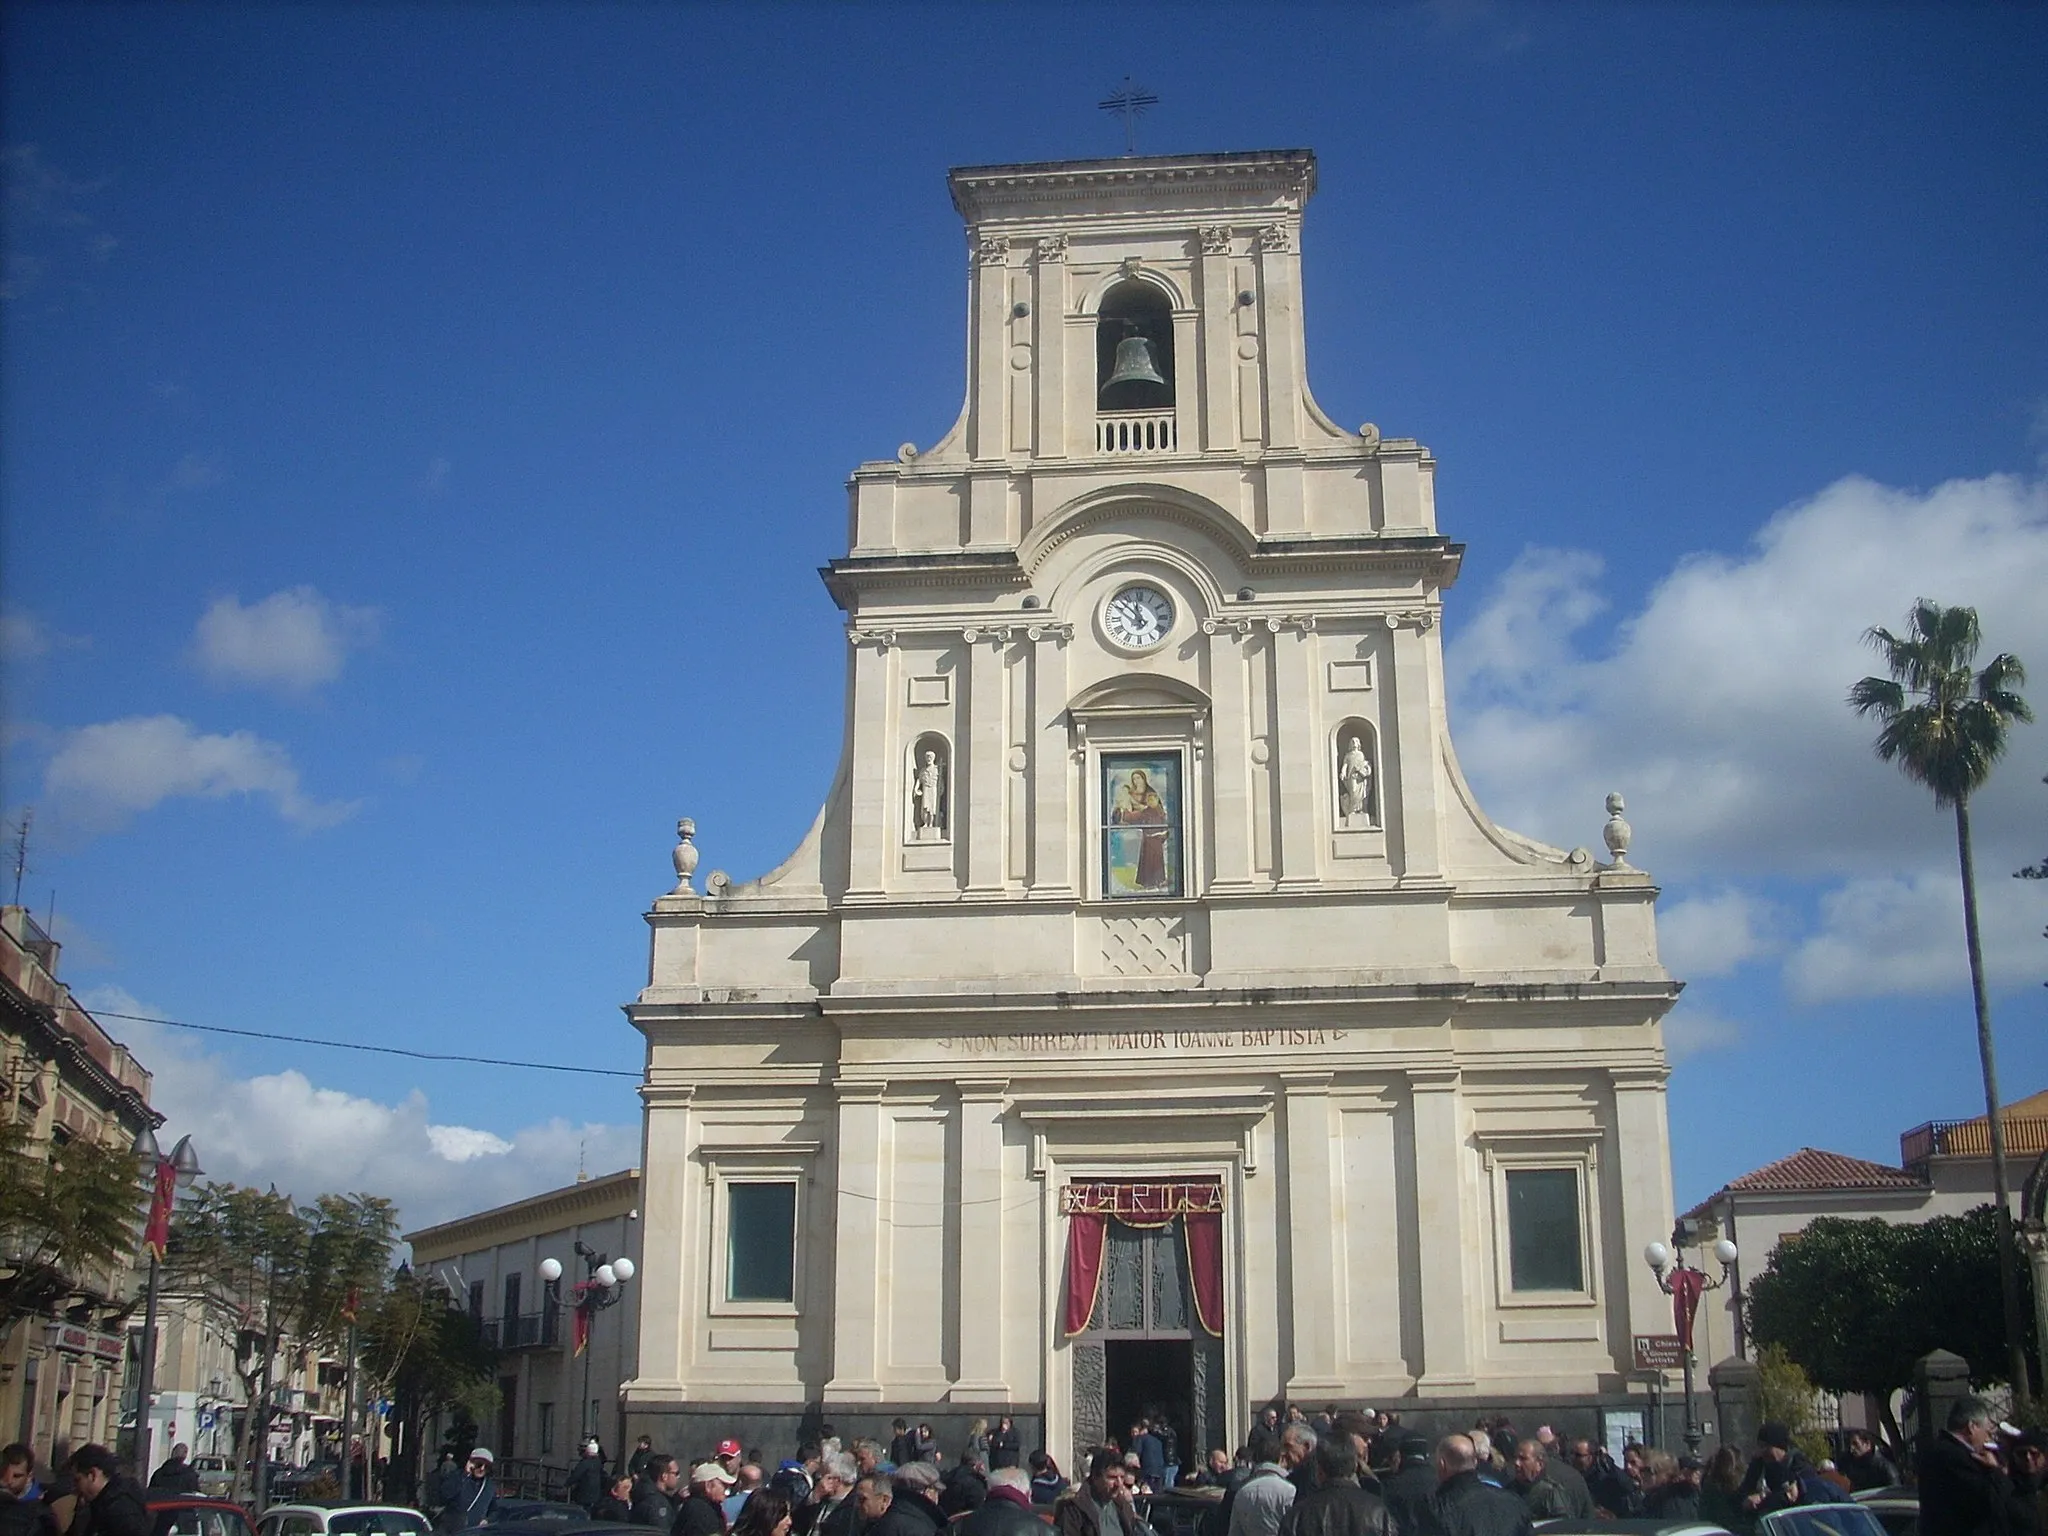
[91,1011,642,1080]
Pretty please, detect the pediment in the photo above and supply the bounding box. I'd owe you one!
[1068,675,1211,717]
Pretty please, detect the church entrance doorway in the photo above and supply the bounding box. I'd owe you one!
[1106,1337,1193,1464]
[1061,1184,1226,1471]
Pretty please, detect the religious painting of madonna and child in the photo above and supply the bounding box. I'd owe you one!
[1101,753,1184,899]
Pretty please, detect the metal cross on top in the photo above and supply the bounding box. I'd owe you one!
[1098,76,1160,155]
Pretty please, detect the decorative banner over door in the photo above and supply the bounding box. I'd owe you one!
[1061,1181,1224,1338]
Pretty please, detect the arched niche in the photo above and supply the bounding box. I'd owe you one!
[1096,278,1175,412]
[907,732,951,844]
[1333,719,1379,829]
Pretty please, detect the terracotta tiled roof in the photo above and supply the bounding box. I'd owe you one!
[1715,1147,1927,1195]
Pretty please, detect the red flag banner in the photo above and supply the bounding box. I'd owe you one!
[572,1282,592,1356]
[1669,1266,1707,1351]
[143,1158,177,1259]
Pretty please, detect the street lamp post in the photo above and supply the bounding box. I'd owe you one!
[1644,1221,1738,1457]
[130,1128,202,1481]
[538,1244,634,1443]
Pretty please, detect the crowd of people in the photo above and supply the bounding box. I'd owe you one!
[505,1392,2048,1536]
[3,1391,2038,1536]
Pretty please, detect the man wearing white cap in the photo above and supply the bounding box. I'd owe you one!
[439,1449,499,1532]
[678,1462,735,1536]
[568,1441,608,1513]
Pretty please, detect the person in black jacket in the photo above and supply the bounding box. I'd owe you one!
[1,1445,53,1536]
[631,1457,683,1530]
[629,1439,657,1483]
[592,1471,637,1523]
[1839,1432,1900,1494]
[567,1442,608,1513]
[958,1470,1044,1536]
[986,1421,1021,1473]
[1566,1441,1639,1519]
[439,1450,500,1533]
[66,1448,148,1536]
[1923,1397,2028,1536]
[1420,1438,1531,1536]
[1278,1436,1393,1536]
[147,1445,200,1495]
[887,1423,918,1472]
[678,1464,736,1536]
[1380,1438,1438,1536]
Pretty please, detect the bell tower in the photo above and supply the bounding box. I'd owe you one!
[945,149,1355,466]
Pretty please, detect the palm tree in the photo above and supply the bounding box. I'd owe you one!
[1851,599,2033,1398]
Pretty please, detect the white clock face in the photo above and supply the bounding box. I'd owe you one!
[1104,584,1175,650]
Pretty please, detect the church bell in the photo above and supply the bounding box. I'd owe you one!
[1101,333,1167,397]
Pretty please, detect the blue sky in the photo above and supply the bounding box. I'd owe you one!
[5,2,2045,1230]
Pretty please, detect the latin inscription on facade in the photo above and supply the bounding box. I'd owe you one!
[938,1026,1346,1055]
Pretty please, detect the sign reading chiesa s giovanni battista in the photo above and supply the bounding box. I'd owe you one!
[622,150,1680,1459]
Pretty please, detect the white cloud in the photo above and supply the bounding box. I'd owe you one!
[79,988,639,1233]
[0,610,86,662]
[1658,888,1787,979]
[1451,472,2048,880]
[1785,868,2047,1002]
[193,586,379,693]
[1662,1002,1743,1060]
[43,713,357,831]
[427,1125,515,1162]
[1449,471,2048,1001]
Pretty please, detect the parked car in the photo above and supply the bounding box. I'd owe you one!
[188,1457,237,1500]
[147,1496,260,1536]
[1853,1486,1919,1536]
[485,1504,592,1525]
[255,1505,432,1536]
[1758,1506,1893,1536]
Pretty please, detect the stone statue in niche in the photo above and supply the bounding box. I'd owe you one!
[911,747,948,841]
[1337,735,1376,827]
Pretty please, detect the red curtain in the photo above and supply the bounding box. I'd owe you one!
[1183,1210,1224,1337]
[1062,1212,1108,1337]
[1062,1182,1225,1338]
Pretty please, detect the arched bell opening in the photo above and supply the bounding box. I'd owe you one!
[1096,280,1175,412]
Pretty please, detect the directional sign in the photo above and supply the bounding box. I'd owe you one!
[1633,1333,1685,1370]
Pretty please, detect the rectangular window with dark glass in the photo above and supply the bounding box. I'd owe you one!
[726,1181,797,1303]
[1506,1167,1584,1292]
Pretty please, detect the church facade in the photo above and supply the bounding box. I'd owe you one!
[622,151,1680,1461]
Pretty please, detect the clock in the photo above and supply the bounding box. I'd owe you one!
[1103,584,1175,650]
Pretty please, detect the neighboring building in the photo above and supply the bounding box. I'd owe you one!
[1683,1092,2043,1373]
[623,149,1684,1465]
[405,1170,640,1469]
[0,905,158,1465]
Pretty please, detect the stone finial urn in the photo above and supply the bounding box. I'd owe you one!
[1602,793,1632,867]
[672,817,700,894]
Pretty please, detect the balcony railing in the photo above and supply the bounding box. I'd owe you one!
[480,1309,559,1350]
[1901,1116,2048,1168]
[1096,411,1177,454]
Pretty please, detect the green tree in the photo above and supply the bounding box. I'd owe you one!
[0,1119,144,1324]
[358,1268,497,1501]
[1748,1208,2036,1447]
[1851,599,2033,1399]
[165,1184,308,1496]
[1756,1343,1830,1467]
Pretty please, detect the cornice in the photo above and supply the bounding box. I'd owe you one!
[403,1167,639,1250]
[948,150,1318,224]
